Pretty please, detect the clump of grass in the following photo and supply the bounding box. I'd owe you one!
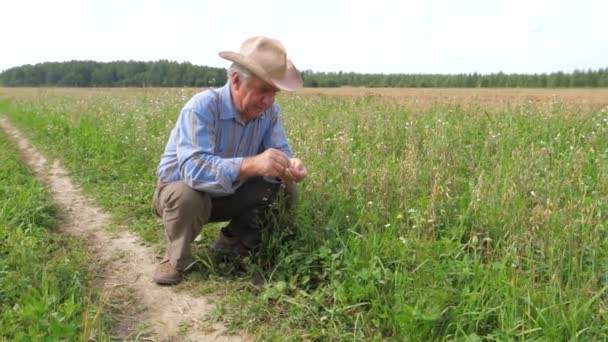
[0,130,108,340]
[1,88,607,340]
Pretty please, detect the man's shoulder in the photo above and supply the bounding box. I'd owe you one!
[267,102,282,118]
[185,88,222,111]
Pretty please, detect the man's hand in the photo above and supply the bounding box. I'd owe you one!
[239,148,291,180]
[238,149,307,183]
[281,158,307,183]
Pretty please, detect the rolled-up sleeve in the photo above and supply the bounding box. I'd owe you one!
[176,104,242,195]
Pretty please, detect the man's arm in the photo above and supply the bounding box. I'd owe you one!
[175,103,242,195]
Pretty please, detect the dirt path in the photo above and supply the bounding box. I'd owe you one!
[0,117,249,342]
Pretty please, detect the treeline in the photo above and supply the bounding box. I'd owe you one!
[1,60,608,88]
[0,60,227,87]
[300,69,608,88]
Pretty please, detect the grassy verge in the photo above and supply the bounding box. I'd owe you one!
[0,128,107,340]
[0,88,607,340]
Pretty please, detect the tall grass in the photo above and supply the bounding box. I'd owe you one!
[0,129,107,340]
[0,87,607,340]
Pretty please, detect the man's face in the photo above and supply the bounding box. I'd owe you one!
[232,74,279,121]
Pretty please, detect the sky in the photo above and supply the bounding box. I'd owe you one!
[1,0,607,75]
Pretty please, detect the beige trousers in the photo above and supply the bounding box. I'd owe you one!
[152,177,295,270]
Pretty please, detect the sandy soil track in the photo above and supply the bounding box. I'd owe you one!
[0,117,248,341]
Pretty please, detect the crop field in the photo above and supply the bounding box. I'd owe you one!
[0,87,607,340]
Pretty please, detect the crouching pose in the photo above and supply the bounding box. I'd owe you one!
[152,36,307,285]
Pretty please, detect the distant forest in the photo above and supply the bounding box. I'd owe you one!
[1,60,607,88]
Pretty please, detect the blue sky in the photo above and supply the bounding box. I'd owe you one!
[1,0,606,74]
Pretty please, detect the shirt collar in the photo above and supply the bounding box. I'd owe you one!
[219,83,241,122]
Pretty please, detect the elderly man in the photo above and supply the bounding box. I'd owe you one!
[152,36,307,285]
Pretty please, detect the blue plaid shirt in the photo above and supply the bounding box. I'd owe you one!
[157,83,293,196]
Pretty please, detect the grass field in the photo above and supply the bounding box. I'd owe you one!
[0,127,106,340]
[0,87,607,340]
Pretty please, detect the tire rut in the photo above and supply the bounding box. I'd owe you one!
[0,117,249,342]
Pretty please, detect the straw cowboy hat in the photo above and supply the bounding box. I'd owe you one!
[219,36,303,92]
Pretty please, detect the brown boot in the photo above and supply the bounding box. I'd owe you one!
[211,230,250,256]
[153,260,182,285]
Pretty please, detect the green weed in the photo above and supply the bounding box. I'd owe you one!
[0,129,108,340]
[1,88,607,340]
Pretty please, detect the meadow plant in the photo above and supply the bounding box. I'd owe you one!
[1,87,606,340]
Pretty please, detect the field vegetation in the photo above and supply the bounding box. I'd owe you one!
[0,127,106,340]
[0,87,607,340]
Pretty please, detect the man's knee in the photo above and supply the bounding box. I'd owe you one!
[161,182,211,218]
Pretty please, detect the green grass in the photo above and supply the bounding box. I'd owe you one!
[0,88,607,340]
[0,128,108,340]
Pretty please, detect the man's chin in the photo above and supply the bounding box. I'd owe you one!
[245,109,264,120]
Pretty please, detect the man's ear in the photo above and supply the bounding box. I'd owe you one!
[230,72,242,90]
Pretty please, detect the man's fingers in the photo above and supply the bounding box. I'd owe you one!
[284,168,297,181]
[291,170,305,181]
[271,161,287,177]
[274,153,290,168]
[260,149,301,179]
[291,164,307,181]
[274,157,290,169]
[279,169,296,183]
[265,149,289,168]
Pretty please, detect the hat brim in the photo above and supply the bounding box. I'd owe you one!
[219,51,303,92]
